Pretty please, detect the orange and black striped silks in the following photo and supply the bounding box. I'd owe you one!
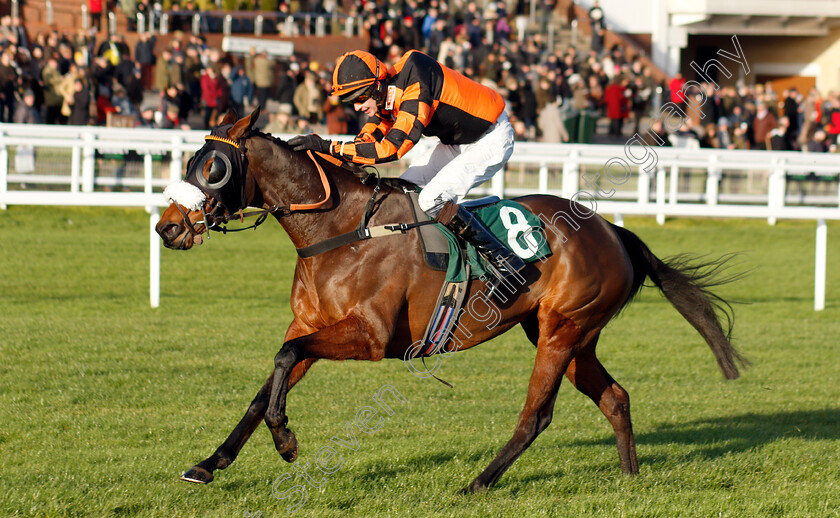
[330,50,506,165]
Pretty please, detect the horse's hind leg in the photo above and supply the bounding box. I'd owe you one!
[565,340,639,475]
[181,358,316,484]
[462,313,581,493]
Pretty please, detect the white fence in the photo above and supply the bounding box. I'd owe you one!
[1,124,838,310]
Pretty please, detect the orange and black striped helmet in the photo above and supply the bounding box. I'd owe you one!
[332,50,387,103]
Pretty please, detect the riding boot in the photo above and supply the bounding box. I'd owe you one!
[435,201,526,297]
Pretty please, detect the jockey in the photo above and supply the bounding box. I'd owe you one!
[288,49,525,281]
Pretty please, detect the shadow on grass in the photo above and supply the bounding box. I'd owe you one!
[353,448,498,483]
[572,408,840,461]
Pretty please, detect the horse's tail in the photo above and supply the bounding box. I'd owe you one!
[611,223,749,380]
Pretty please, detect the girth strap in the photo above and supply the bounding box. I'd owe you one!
[296,220,435,258]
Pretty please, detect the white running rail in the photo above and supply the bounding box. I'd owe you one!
[1,124,837,310]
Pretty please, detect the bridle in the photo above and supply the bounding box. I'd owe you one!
[169,130,426,259]
[171,133,332,240]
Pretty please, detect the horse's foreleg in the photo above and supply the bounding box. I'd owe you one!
[181,359,317,484]
[265,314,387,462]
[565,342,638,475]
[462,316,582,493]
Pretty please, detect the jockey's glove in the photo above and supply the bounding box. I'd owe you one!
[288,134,332,154]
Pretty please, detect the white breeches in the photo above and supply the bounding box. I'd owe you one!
[399,111,514,215]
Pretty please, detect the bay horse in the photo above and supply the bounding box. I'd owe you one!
[155,108,746,493]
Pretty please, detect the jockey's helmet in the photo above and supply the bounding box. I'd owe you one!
[332,50,388,104]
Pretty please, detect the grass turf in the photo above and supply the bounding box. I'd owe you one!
[1,206,839,517]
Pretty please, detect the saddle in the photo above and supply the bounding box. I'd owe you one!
[405,191,501,272]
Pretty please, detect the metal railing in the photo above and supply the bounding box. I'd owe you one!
[142,10,360,37]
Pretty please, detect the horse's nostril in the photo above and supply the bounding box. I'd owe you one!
[160,223,182,240]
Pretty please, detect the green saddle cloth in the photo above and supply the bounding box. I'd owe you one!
[436,200,552,283]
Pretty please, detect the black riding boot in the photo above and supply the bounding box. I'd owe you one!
[436,201,526,293]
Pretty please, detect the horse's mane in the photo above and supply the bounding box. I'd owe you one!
[253,130,418,194]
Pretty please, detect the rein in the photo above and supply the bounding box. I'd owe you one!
[208,148,332,234]
[181,133,429,254]
[190,145,333,236]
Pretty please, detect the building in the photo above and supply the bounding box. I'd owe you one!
[578,0,840,93]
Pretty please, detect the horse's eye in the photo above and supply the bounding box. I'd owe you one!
[206,157,227,185]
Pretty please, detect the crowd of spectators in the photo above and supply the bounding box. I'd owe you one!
[2,0,840,156]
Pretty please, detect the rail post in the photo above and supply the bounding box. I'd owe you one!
[170,135,183,182]
[492,166,505,198]
[538,162,548,194]
[669,163,679,205]
[144,152,154,213]
[815,219,827,311]
[637,168,651,205]
[71,145,81,193]
[768,158,786,225]
[0,130,7,210]
[150,206,161,308]
[705,154,721,205]
[561,149,580,198]
[656,164,666,225]
[81,133,96,193]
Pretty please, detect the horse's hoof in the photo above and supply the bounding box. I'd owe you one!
[458,480,487,494]
[180,466,214,484]
[280,432,298,463]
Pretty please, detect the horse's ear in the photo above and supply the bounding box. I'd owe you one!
[227,106,261,142]
[219,110,237,126]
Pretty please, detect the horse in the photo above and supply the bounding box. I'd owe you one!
[155,108,747,493]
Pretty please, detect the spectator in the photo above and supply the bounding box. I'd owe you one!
[58,64,82,122]
[247,48,273,109]
[229,66,253,117]
[183,47,203,103]
[264,110,295,134]
[111,83,135,117]
[630,74,651,135]
[276,63,298,116]
[806,129,829,153]
[125,67,144,113]
[41,57,65,124]
[603,77,627,137]
[537,98,569,143]
[588,1,606,55]
[14,89,41,123]
[322,95,349,135]
[398,16,422,51]
[0,50,18,122]
[89,0,103,32]
[716,118,734,149]
[644,119,671,147]
[153,49,172,92]
[293,71,323,125]
[68,77,91,126]
[200,66,223,129]
[768,117,792,151]
[752,101,777,148]
[669,72,686,111]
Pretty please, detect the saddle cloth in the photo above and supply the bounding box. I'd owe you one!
[404,192,552,283]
